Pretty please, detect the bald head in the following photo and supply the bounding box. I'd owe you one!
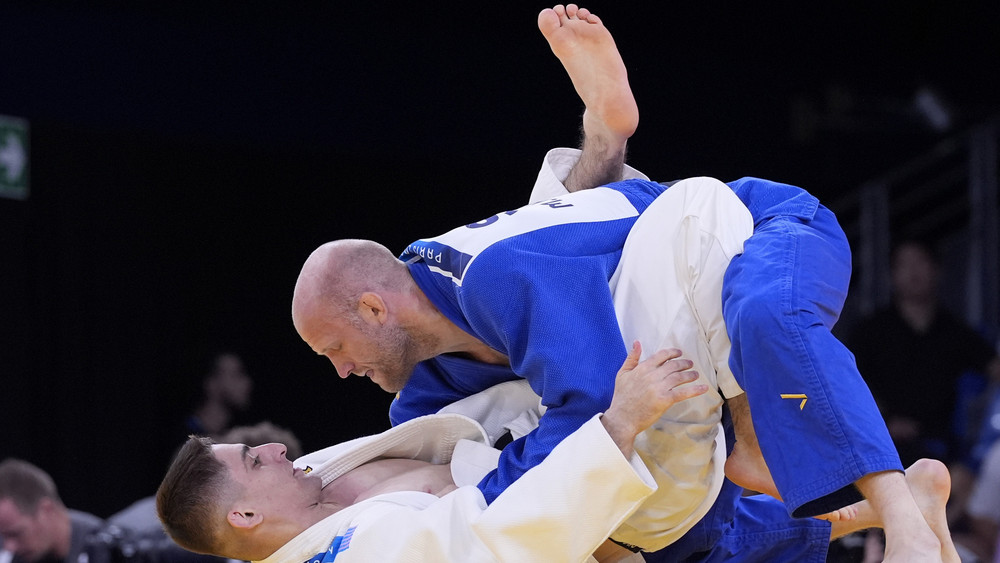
[293,239,403,321]
[291,239,479,391]
[292,239,435,390]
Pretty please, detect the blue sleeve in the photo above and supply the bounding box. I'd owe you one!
[388,363,470,426]
[460,254,628,503]
[390,356,521,426]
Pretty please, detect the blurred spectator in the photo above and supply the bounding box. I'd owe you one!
[848,239,1000,466]
[846,238,1000,561]
[0,458,104,563]
[183,352,253,441]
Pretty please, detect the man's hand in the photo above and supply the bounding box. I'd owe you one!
[601,342,708,457]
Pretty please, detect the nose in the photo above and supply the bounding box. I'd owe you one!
[257,443,288,462]
[325,353,354,379]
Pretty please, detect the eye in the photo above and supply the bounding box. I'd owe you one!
[251,455,261,468]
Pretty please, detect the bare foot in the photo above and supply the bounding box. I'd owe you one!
[832,461,959,563]
[857,470,942,563]
[907,459,961,563]
[537,4,638,144]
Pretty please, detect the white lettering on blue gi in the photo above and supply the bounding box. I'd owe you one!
[402,188,638,286]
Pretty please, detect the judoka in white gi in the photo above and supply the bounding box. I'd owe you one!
[155,348,708,562]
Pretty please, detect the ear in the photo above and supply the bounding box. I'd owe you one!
[227,509,264,531]
[358,292,388,326]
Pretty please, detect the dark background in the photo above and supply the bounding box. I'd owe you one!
[1,1,997,517]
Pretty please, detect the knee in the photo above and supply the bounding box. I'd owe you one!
[726,289,784,338]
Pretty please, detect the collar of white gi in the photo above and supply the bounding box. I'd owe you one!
[292,413,488,487]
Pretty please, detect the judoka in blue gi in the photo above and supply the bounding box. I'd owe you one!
[291,5,958,562]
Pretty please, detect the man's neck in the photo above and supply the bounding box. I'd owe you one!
[410,286,509,366]
[451,341,510,366]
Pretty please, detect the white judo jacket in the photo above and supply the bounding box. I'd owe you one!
[258,414,656,563]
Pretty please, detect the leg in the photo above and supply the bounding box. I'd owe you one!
[854,469,958,562]
[647,459,954,562]
[723,195,957,562]
[538,4,638,192]
[829,459,958,563]
[725,393,777,498]
[723,203,890,513]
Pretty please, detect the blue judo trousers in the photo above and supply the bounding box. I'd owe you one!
[722,177,900,518]
[648,177,900,562]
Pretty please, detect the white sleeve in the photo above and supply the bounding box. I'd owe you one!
[437,379,542,446]
[339,415,656,562]
[528,148,650,204]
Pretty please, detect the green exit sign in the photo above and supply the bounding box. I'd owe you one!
[0,115,29,200]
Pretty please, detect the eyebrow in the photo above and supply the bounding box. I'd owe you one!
[318,342,341,355]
